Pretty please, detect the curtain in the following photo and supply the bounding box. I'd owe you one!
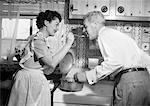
[7,6,20,61]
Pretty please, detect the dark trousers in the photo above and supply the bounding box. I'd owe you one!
[113,70,150,106]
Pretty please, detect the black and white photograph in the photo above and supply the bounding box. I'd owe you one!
[0,0,150,106]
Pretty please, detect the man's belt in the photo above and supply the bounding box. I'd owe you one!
[114,67,147,86]
[121,67,147,75]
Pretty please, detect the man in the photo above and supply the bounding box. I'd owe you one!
[73,11,150,106]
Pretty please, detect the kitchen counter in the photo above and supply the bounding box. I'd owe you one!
[53,81,114,106]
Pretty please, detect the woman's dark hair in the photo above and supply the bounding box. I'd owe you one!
[36,10,62,29]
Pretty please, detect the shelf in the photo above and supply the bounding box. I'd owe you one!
[69,15,150,22]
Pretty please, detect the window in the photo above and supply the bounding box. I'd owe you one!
[2,18,39,40]
[1,18,38,58]
[2,18,31,39]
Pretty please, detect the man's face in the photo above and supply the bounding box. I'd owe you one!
[84,19,98,40]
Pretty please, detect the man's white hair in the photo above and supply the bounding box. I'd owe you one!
[83,11,105,24]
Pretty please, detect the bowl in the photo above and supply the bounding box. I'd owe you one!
[59,50,74,74]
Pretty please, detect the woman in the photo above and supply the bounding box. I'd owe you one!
[8,10,74,106]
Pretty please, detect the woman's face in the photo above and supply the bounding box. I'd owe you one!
[46,18,60,36]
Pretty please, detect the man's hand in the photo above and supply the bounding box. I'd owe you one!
[64,67,81,82]
[74,71,87,83]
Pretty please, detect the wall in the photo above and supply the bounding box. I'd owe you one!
[107,21,150,55]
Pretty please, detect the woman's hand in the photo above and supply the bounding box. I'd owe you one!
[66,32,74,46]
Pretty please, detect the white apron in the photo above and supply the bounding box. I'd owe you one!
[8,34,51,106]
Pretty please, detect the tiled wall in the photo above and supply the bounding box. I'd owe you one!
[108,22,150,55]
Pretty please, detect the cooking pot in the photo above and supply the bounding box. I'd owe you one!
[59,67,84,92]
[59,79,83,92]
